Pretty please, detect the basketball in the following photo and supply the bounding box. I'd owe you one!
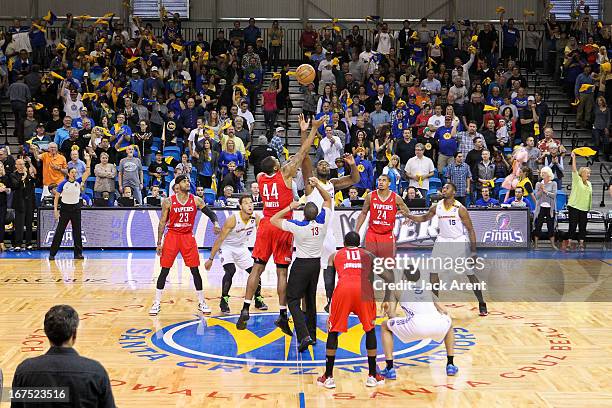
[296,64,316,85]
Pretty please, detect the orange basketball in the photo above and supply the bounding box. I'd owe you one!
[296,64,316,85]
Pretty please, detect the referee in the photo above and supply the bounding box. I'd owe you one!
[271,177,332,352]
[49,153,91,260]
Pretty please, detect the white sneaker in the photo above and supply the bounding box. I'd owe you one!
[365,374,385,387]
[149,302,161,316]
[316,375,336,389]
[198,301,212,315]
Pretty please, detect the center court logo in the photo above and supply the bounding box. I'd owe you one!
[147,312,475,368]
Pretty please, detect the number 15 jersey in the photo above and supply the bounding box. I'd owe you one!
[435,200,466,240]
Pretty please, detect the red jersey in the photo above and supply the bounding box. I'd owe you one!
[334,247,370,283]
[259,171,293,219]
[369,190,398,234]
[167,193,198,234]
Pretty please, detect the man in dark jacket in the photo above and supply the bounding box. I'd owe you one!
[10,158,36,250]
[11,305,116,407]
[249,135,278,177]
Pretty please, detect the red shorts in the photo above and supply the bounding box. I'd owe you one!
[160,231,200,268]
[365,229,396,259]
[252,217,294,266]
[328,283,377,333]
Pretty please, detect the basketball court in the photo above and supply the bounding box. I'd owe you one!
[1,249,611,407]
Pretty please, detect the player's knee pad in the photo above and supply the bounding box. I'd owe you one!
[365,329,377,350]
[223,263,237,276]
[156,267,171,289]
[326,332,339,350]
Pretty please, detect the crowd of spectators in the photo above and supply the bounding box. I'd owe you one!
[0,2,608,250]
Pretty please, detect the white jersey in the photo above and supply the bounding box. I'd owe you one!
[306,180,336,213]
[222,214,257,249]
[435,200,466,240]
[399,288,438,315]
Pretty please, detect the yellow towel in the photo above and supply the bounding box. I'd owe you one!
[572,147,597,157]
[434,35,442,47]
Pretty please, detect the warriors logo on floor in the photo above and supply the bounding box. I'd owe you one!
[146,312,476,367]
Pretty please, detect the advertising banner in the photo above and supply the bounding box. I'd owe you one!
[38,207,530,249]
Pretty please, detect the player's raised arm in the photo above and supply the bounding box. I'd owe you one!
[407,204,437,223]
[270,201,301,229]
[204,215,236,270]
[195,196,221,234]
[458,206,477,255]
[355,193,371,232]
[331,153,360,190]
[309,176,332,208]
[282,115,323,179]
[156,198,171,255]
[300,114,315,196]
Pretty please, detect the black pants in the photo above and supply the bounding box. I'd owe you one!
[287,258,321,341]
[49,203,83,257]
[13,205,34,247]
[11,101,26,144]
[566,205,588,242]
[526,48,537,73]
[533,207,555,239]
[0,204,6,243]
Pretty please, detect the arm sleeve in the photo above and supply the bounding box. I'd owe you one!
[56,179,67,193]
[200,204,218,223]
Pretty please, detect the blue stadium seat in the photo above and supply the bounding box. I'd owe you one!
[426,190,438,206]
[503,147,512,155]
[399,180,409,194]
[163,146,181,162]
[86,176,96,190]
[165,173,174,183]
[35,188,43,207]
[190,168,198,185]
[84,188,94,198]
[203,188,216,205]
[143,172,150,187]
[498,188,508,202]
[556,190,567,211]
[429,177,442,190]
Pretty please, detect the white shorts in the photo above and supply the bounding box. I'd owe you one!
[319,230,337,269]
[387,312,451,343]
[219,246,254,271]
[426,235,474,276]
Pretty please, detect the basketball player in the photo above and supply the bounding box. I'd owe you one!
[318,231,384,389]
[379,268,459,379]
[236,114,323,334]
[406,182,488,316]
[301,153,360,312]
[149,175,221,316]
[355,174,412,260]
[204,195,267,314]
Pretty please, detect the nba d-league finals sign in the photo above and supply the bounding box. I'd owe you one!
[38,207,529,249]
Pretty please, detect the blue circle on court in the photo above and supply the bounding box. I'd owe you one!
[150,312,446,367]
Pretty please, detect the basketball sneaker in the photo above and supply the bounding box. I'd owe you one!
[316,375,336,389]
[446,364,459,376]
[479,302,488,316]
[275,315,293,336]
[236,308,250,330]
[379,367,396,380]
[255,296,268,310]
[365,374,385,387]
[148,302,161,316]
[198,301,212,315]
[220,296,230,314]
